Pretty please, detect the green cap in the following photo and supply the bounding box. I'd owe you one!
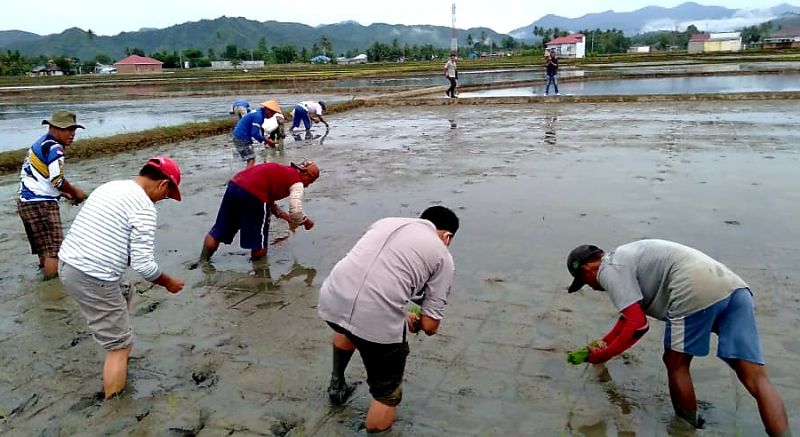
[42,110,84,129]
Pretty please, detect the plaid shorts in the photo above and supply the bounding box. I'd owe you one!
[17,199,63,258]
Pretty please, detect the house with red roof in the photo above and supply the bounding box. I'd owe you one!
[114,55,163,74]
[545,33,586,59]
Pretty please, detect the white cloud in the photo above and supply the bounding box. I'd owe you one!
[641,7,781,33]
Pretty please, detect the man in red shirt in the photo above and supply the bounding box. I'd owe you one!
[199,160,319,261]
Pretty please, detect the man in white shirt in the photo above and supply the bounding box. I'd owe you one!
[291,100,329,131]
[318,206,459,434]
[59,156,185,399]
[444,53,458,98]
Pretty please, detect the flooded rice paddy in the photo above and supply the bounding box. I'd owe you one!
[0,100,798,435]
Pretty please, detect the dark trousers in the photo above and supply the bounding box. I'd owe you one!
[446,77,457,97]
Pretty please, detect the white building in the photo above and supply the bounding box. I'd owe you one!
[628,45,651,53]
[210,60,266,69]
[688,32,742,54]
[337,54,368,65]
[545,34,586,59]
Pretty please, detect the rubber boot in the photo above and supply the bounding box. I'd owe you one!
[328,346,356,405]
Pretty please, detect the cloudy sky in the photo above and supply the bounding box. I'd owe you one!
[1,0,785,35]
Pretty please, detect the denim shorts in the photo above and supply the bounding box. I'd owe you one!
[664,288,764,365]
[232,136,255,161]
[209,182,271,250]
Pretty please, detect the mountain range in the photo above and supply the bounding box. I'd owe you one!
[0,17,506,61]
[1,2,798,61]
[510,2,800,38]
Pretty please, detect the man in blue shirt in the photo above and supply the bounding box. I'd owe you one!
[232,100,282,168]
[18,110,87,279]
[229,99,250,119]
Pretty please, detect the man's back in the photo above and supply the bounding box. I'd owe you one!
[318,218,455,344]
[232,110,264,140]
[599,239,747,320]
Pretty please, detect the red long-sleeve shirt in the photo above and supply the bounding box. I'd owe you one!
[587,302,649,364]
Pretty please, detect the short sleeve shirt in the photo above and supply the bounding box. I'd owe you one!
[300,101,323,116]
[445,60,457,78]
[317,218,456,344]
[597,239,747,320]
[19,133,66,202]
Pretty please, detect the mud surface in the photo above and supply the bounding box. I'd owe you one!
[0,92,352,152]
[459,73,800,98]
[1,101,799,436]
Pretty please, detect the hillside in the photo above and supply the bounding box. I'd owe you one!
[0,17,509,61]
[0,30,41,48]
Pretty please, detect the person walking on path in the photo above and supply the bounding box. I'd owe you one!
[232,100,282,168]
[318,206,459,434]
[230,99,251,119]
[565,239,790,436]
[199,160,319,263]
[444,53,458,98]
[545,50,560,96]
[291,101,329,132]
[17,110,87,279]
[58,157,185,399]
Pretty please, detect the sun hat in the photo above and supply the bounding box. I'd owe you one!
[42,110,84,129]
[146,156,182,201]
[261,100,282,114]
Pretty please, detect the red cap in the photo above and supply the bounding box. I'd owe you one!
[146,156,182,201]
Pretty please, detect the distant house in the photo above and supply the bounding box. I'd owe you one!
[545,34,586,59]
[763,27,800,49]
[114,55,163,74]
[210,60,265,69]
[688,32,742,54]
[30,64,63,77]
[628,45,651,54]
[337,54,368,65]
[311,55,332,64]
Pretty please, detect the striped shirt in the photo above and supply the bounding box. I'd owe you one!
[59,180,162,282]
[19,133,66,202]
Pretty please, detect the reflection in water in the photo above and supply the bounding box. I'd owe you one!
[544,114,557,145]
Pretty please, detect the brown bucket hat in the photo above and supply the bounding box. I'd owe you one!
[42,110,84,129]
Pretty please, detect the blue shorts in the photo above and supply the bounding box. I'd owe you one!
[664,288,764,365]
[292,105,311,130]
[209,182,271,250]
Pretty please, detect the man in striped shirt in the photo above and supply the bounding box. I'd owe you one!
[59,157,185,399]
[17,110,87,279]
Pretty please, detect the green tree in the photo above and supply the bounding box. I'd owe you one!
[224,44,240,60]
[125,47,145,56]
[94,53,112,65]
[272,45,298,64]
[0,50,31,76]
[466,33,474,48]
[319,35,333,57]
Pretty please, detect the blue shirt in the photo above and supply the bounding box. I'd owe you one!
[231,99,250,111]
[19,133,66,202]
[232,108,266,143]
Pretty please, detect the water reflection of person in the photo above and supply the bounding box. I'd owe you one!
[544,114,557,145]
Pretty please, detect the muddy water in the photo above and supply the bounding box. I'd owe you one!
[1,101,799,435]
[0,92,352,153]
[458,73,800,98]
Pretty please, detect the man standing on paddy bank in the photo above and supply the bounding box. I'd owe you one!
[59,157,185,399]
[444,52,458,98]
[318,206,459,434]
[566,239,790,436]
[544,50,559,96]
[17,110,87,279]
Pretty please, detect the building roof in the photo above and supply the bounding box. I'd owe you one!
[769,26,800,38]
[689,33,710,42]
[546,33,585,45]
[114,55,163,66]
